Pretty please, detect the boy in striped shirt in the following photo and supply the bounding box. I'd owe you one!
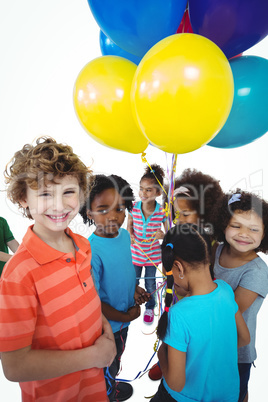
[0,137,116,402]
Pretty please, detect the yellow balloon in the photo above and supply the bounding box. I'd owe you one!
[74,56,149,154]
[131,34,234,154]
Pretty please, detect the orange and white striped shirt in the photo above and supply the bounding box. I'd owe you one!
[0,226,107,402]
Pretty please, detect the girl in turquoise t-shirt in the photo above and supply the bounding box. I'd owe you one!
[150,224,250,402]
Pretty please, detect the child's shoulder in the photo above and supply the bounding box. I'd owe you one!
[2,244,37,283]
[132,201,141,210]
[215,278,234,296]
[89,228,130,244]
[118,228,131,243]
[0,216,8,226]
[253,254,268,271]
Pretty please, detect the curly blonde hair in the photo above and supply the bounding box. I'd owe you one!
[4,136,93,218]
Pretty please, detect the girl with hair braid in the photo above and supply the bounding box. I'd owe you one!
[150,224,250,402]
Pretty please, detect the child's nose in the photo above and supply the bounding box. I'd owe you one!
[238,227,249,237]
[52,195,65,211]
[108,210,118,221]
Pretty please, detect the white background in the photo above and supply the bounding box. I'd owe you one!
[0,1,267,400]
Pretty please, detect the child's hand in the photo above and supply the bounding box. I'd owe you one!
[93,331,116,368]
[134,285,151,305]
[130,235,135,244]
[102,314,114,340]
[155,229,165,240]
[127,305,141,321]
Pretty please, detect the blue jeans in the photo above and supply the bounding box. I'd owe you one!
[134,265,156,310]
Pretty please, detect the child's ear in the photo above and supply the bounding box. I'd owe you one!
[86,209,93,220]
[173,260,184,277]
[19,199,28,208]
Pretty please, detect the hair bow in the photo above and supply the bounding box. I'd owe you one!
[228,193,241,205]
[173,186,190,198]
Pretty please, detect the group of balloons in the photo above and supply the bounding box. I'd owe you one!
[73,0,268,154]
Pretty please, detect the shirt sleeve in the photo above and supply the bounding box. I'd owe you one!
[163,307,189,353]
[1,218,15,243]
[0,279,37,351]
[160,209,167,223]
[239,259,268,298]
[90,252,103,294]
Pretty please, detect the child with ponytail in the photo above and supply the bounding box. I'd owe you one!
[150,224,250,402]
[128,164,167,324]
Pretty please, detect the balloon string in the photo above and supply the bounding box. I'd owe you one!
[141,152,168,197]
[133,239,165,277]
[135,231,158,249]
[166,153,178,230]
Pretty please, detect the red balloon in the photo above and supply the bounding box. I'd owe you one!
[176,9,193,33]
[230,53,243,60]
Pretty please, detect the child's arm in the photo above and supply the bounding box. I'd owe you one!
[127,214,135,244]
[155,218,167,240]
[1,314,116,382]
[7,239,20,253]
[235,309,250,348]
[101,301,140,323]
[0,240,19,263]
[234,286,259,313]
[0,251,13,263]
[158,343,186,393]
[163,219,168,233]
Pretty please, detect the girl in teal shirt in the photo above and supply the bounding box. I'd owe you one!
[151,224,250,402]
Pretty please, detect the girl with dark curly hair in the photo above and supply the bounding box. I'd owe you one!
[212,190,268,402]
[164,168,223,232]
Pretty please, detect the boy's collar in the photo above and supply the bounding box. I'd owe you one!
[23,225,90,264]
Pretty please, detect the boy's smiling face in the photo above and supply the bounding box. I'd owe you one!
[87,188,126,238]
[20,175,80,237]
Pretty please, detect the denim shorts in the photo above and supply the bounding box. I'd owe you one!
[238,362,252,402]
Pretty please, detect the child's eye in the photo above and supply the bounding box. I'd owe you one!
[117,207,125,212]
[64,190,76,195]
[98,209,108,215]
[39,192,50,197]
[250,228,259,232]
[230,225,240,228]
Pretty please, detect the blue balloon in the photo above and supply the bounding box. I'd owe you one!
[208,56,268,149]
[188,0,268,59]
[99,31,141,65]
[88,0,188,57]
